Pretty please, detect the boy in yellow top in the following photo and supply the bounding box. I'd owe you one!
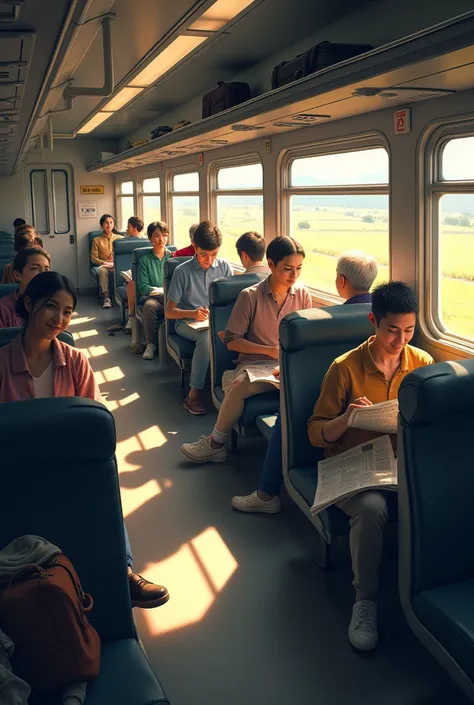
[308,281,433,653]
[90,213,123,308]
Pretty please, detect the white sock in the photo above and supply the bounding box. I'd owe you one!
[211,427,230,445]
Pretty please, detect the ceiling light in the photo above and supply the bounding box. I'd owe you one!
[77,112,114,134]
[190,0,255,31]
[130,35,207,87]
[103,86,144,112]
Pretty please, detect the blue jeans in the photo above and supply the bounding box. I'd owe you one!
[258,412,284,496]
[175,320,210,390]
[124,524,133,568]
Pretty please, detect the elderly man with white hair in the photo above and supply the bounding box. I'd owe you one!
[231,249,378,514]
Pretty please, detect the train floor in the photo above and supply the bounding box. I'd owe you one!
[72,296,469,705]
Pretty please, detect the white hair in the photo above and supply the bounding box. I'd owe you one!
[336,250,378,291]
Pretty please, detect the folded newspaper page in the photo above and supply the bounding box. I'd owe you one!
[348,399,399,435]
[149,286,164,296]
[121,270,132,282]
[187,320,209,331]
[311,435,397,515]
[245,363,280,387]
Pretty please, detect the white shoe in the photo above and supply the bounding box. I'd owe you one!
[102,297,112,308]
[348,600,378,651]
[125,317,132,332]
[180,435,227,464]
[231,490,281,513]
[142,344,156,360]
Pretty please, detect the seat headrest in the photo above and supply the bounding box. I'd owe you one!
[0,328,74,349]
[280,304,372,352]
[164,256,192,278]
[399,359,474,425]
[0,284,17,299]
[113,238,148,255]
[132,246,153,264]
[209,274,260,305]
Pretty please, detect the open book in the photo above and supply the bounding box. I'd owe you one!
[245,363,280,387]
[348,399,399,435]
[121,270,132,282]
[187,320,209,331]
[311,435,397,515]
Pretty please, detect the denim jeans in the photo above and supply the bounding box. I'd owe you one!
[175,320,210,390]
[124,524,133,568]
[257,412,284,496]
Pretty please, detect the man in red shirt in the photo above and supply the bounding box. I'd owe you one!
[173,223,198,257]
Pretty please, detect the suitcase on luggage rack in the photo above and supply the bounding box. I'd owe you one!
[271,41,374,90]
[202,81,251,119]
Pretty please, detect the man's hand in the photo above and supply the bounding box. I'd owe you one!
[342,397,373,425]
[217,330,225,343]
[193,306,209,322]
[272,367,280,378]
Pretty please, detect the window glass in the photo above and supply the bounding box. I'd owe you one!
[120,180,134,195]
[217,163,263,190]
[291,148,389,187]
[143,197,161,226]
[30,170,49,234]
[217,195,264,263]
[173,172,199,192]
[172,196,199,245]
[289,194,389,293]
[51,170,70,234]
[442,137,474,181]
[438,194,474,338]
[143,177,160,193]
[118,196,135,230]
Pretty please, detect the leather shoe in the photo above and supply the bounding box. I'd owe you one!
[128,573,170,608]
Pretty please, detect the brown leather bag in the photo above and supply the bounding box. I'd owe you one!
[0,554,101,694]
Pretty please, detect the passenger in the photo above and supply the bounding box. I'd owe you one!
[0,271,170,609]
[180,236,312,462]
[13,217,26,231]
[90,214,123,309]
[173,223,198,258]
[137,221,173,360]
[1,226,43,284]
[0,247,51,328]
[166,220,232,415]
[125,215,144,239]
[231,249,378,513]
[235,231,270,278]
[123,216,146,332]
[308,282,433,652]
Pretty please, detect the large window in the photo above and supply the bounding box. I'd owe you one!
[140,176,161,226]
[214,162,264,264]
[429,134,474,341]
[286,146,389,295]
[170,171,200,246]
[116,180,135,230]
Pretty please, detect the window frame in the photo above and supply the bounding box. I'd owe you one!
[137,171,161,225]
[280,133,390,304]
[30,168,50,234]
[166,165,200,247]
[421,119,474,354]
[115,176,136,230]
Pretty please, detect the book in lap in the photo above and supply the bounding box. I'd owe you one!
[187,319,209,331]
[348,399,399,435]
[245,363,280,387]
[121,270,132,282]
[311,434,397,515]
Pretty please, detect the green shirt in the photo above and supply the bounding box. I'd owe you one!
[137,249,173,297]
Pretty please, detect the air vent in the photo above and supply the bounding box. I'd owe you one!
[231,124,264,132]
[209,139,228,144]
[290,113,331,123]
[353,86,455,101]
[0,72,10,80]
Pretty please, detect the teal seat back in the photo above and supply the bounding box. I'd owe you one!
[164,256,193,336]
[113,237,149,290]
[0,283,17,299]
[0,398,135,643]
[132,246,153,301]
[0,327,74,347]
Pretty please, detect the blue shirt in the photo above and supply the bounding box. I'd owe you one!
[344,293,372,305]
[167,256,233,311]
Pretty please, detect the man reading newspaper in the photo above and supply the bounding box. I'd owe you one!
[308,281,433,653]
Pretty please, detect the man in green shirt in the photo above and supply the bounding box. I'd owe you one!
[137,221,173,360]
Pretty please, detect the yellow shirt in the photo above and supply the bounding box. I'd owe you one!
[307,336,434,458]
[90,234,123,266]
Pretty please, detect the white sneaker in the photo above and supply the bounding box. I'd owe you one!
[232,490,281,513]
[142,344,156,360]
[102,297,112,308]
[180,436,227,464]
[348,600,378,651]
[125,317,132,332]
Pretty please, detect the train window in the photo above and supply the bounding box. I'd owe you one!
[141,176,161,225]
[441,136,474,181]
[30,169,49,234]
[286,147,389,295]
[51,169,70,234]
[214,161,264,263]
[116,179,135,230]
[169,171,200,246]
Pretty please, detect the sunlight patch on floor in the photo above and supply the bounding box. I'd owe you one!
[68,316,96,327]
[138,425,167,450]
[140,527,238,636]
[72,328,99,340]
[103,391,140,412]
[121,480,162,518]
[116,425,167,473]
[94,366,124,384]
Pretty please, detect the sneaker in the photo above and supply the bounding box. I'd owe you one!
[183,396,207,415]
[181,435,227,464]
[102,297,112,308]
[348,600,378,651]
[231,490,281,514]
[128,573,169,609]
[124,317,132,333]
[142,344,156,360]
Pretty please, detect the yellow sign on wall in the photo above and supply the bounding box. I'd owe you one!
[80,185,104,195]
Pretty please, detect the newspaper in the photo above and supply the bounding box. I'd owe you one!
[311,435,397,515]
[121,270,132,282]
[348,399,399,435]
[149,286,163,296]
[187,320,209,331]
[245,363,280,387]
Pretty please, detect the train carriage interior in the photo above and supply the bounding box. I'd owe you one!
[1,0,474,703]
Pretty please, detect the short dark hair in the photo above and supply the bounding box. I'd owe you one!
[128,216,144,232]
[147,221,169,239]
[14,227,38,253]
[193,220,222,251]
[236,231,265,262]
[13,247,51,274]
[371,281,419,324]
[13,218,26,230]
[266,236,305,266]
[16,271,77,324]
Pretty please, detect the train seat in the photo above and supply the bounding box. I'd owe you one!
[112,238,149,324]
[279,304,373,566]
[209,274,278,446]
[398,359,474,701]
[0,283,17,299]
[0,326,74,347]
[0,397,169,705]
[164,256,194,387]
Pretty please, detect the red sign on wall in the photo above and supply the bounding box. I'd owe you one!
[394,108,411,135]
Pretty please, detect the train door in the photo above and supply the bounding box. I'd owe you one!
[25,164,78,286]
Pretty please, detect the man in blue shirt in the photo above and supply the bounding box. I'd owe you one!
[166,220,232,415]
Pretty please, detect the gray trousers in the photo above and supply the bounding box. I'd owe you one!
[141,296,164,345]
[336,490,389,601]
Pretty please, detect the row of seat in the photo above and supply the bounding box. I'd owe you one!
[0,230,14,278]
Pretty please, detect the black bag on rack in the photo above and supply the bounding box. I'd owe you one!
[202,82,251,118]
[150,125,172,140]
[271,41,374,90]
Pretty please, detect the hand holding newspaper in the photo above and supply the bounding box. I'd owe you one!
[149,286,163,296]
[348,399,399,435]
[245,363,280,387]
[311,435,397,515]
